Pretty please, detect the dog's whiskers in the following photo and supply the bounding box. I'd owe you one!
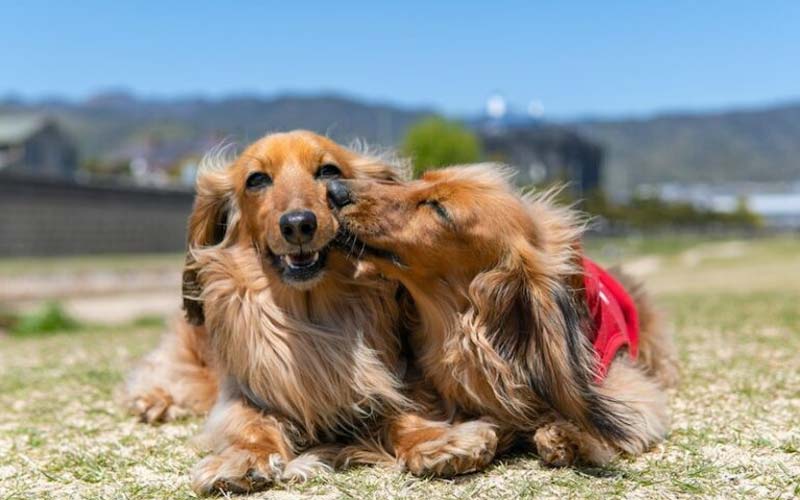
[357,240,366,260]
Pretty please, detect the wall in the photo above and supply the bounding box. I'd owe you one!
[0,174,193,256]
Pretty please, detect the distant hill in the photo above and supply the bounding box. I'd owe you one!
[3,93,799,194]
[573,102,800,195]
[0,92,434,162]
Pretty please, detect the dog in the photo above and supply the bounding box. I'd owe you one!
[123,132,498,495]
[329,164,679,467]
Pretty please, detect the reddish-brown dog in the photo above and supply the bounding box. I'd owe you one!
[330,164,679,467]
[123,132,498,495]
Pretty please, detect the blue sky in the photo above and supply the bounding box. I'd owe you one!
[2,1,799,118]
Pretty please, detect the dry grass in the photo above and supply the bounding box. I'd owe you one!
[1,237,799,499]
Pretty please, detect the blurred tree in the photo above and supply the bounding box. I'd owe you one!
[402,117,481,177]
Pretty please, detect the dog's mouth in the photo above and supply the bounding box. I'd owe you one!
[333,228,404,267]
[270,246,330,284]
[282,252,321,269]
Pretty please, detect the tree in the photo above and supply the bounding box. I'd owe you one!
[402,117,481,177]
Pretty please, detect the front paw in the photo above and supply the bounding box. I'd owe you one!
[191,446,285,495]
[129,387,189,424]
[533,424,578,467]
[404,420,498,477]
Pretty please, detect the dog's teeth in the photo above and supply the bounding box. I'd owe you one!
[283,252,320,269]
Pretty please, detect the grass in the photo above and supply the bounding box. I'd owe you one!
[7,302,81,336]
[1,236,799,499]
[0,253,184,278]
[2,304,168,339]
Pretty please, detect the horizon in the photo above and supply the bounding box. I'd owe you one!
[3,1,799,119]
[4,87,799,123]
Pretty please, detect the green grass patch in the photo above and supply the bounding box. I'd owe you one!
[129,314,167,329]
[9,301,81,336]
[4,305,167,338]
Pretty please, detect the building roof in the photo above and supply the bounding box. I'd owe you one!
[0,115,49,145]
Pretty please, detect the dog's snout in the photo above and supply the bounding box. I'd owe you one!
[279,210,317,245]
[327,180,352,209]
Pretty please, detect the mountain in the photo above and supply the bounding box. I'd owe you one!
[3,92,799,194]
[0,92,435,162]
[572,102,800,195]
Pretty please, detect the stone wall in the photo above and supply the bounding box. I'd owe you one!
[0,174,193,256]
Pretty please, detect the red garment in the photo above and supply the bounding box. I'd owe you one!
[582,258,639,382]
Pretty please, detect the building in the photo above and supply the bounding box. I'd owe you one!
[104,133,226,187]
[0,115,78,178]
[478,126,603,198]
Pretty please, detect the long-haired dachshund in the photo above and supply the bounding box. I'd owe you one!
[123,132,499,495]
[329,164,679,467]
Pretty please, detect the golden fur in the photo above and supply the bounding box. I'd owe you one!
[122,132,498,495]
[332,164,679,467]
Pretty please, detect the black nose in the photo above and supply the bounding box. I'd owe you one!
[327,179,352,209]
[279,210,317,245]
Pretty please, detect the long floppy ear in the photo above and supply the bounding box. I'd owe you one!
[468,240,636,445]
[182,157,237,325]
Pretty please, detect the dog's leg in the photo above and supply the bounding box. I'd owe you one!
[191,393,299,495]
[387,413,499,477]
[532,357,670,466]
[122,317,218,423]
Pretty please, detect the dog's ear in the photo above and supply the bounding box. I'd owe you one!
[183,167,235,326]
[347,148,410,182]
[468,241,634,444]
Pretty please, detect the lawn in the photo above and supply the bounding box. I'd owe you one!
[1,237,799,499]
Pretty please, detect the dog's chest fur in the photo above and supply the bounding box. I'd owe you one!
[197,246,406,439]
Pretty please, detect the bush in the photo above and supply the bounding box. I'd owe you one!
[402,117,481,177]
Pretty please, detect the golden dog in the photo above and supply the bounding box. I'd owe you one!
[123,132,498,495]
[329,164,679,467]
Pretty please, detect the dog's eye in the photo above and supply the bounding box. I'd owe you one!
[420,200,453,226]
[315,164,342,179]
[246,172,272,190]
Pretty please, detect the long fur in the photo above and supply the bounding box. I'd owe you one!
[188,243,408,438]
[123,132,502,495]
[334,163,678,464]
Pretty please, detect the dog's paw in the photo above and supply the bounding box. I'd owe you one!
[403,420,498,478]
[129,387,188,424]
[533,423,578,467]
[281,451,333,482]
[191,446,285,495]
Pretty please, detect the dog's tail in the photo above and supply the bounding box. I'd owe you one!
[608,267,680,389]
[525,279,642,449]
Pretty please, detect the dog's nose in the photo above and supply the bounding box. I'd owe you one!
[279,210,317,245]
[327,180,352,208]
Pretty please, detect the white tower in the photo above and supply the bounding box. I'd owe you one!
[486,93,507,120]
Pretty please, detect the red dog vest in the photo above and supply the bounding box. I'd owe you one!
[582,258,639,382]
